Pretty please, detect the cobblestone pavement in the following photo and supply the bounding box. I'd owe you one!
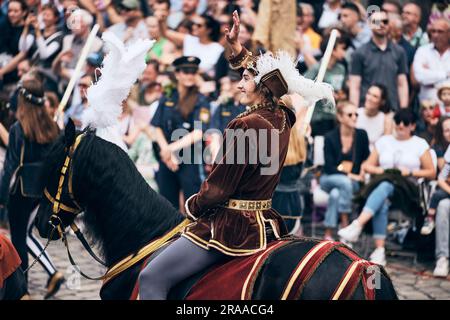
[22,224,450,300]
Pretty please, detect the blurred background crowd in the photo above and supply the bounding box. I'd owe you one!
[0,0,449,297]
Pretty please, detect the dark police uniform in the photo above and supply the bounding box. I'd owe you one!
[151,56,211,209]
[210,101,246,133]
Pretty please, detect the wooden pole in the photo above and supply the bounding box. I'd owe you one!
[301,29,339,135]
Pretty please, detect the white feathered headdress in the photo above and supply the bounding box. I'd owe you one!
[82,32,155,150]
[253,51,335,108]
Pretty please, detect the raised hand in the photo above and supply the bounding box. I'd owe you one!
[224,10,242,54]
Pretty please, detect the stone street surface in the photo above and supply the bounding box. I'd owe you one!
[25,223,450,300]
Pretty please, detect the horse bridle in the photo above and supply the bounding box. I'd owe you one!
[39,133,111,280]
[44,133,84,220]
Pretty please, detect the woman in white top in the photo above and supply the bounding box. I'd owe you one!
[158,13,224,76]
[356,83,393,150]
[339,109,436,266]
[19,4,63,69]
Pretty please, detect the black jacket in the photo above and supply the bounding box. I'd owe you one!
[323,127,370,175]
[354,169,422,218]
[0,122,53,204]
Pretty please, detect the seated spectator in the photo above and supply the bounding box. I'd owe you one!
[402,2,429,48]
[433,82,450,118]
[0,0,28,99]
[145,16,176,67]
[339,109,436,266]
[338,1,371,49]
[416,99,439,144]
[320,101,370,241]
[433,116,450,168]
[349,9,409,111]
[159,12,223,76]
[412,18,449,102]
[421,117,450,236]
[107,0,149,44]
[19,3,63,71]
[356,83,393,150]
[432,187,450,277]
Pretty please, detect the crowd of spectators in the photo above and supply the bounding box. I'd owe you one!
[0,0,449,285]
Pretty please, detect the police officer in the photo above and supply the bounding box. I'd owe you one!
[210,70,246,133]
[151,56,211,209]
[206,70,246,164]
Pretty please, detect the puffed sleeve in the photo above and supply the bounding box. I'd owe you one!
[185,118,254,220]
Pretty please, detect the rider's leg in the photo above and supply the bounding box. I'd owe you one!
[138,236,225,300]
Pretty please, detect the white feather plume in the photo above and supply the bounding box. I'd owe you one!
[254,51,335,107]
[82,32,155,130]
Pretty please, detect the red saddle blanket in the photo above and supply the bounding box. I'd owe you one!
[128,238,376,300]
[0,234,21,289]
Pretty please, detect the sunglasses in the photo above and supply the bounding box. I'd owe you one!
[394,119,411,126]
[346,112,358,118]
[371,18,389,25]
[78,83,89,88]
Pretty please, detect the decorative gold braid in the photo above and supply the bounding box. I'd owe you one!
[236,104,270,119]
[237,104,287,134]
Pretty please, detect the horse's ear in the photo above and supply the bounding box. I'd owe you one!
[65,118,76,147]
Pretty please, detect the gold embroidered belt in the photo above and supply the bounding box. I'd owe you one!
[223,198,272,211]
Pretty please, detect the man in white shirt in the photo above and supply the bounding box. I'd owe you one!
[413,19,450,102]
[107,0,149,44]
[318,0,341,31]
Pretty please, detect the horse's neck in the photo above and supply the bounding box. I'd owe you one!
[75,144,182,267]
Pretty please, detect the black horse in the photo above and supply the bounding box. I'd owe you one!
[35,120,398,300]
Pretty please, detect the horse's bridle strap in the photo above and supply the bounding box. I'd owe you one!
[44,188,80,214]
[46,133,86,215]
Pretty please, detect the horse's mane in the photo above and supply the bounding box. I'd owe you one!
[43,131,184,266]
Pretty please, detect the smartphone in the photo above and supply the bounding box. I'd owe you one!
[29,6,37,16]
